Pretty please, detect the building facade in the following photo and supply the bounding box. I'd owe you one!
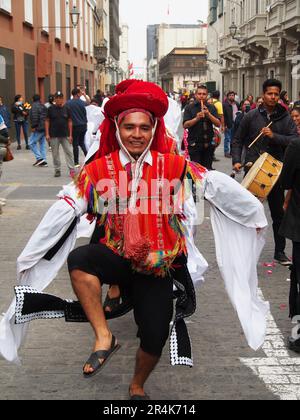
[0,0,99,106]
[159,48,208,93]
[208,0,300,100]
[147,24,207,86]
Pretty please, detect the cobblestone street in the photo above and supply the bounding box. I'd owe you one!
[0,144,299,400]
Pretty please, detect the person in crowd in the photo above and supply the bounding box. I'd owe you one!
[11,95,30,150]
[291,106,300,135]
[66,88,88,167]
[232,99,252,137]
[0,96,11,130]
[0,114,10,214]
[45,92,74,178]
[72,84,91,104]
[183,85,221,170]
[256,97,264,108]
[45,94,55,109]
[279,90,290,111]
[294,92,300,107]
[29,94,48,167]
[84,97,105,152]
[232,79,298,266]
[246,94,257,110]
[279,137,300,352]
[223,91,239,158]
[94,90,104,107]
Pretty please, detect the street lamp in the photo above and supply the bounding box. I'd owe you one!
[229,22,238,38]
[229,22,246,43]
[70,6,80,28]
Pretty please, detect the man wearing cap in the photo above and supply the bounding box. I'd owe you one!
[45,92,75,178]
[0,81,270,401]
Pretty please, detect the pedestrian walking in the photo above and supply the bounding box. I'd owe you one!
[232,78,298,266]
[183,85,221,170]
[223,91,240,158]
[246,94,257,110]
[11,95,30,150]
[29,94,48,167]
[45,94,55,109]
[45,92,74,178]
[66,88,88,167]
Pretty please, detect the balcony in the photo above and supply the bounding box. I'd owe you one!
[94,44,108,64]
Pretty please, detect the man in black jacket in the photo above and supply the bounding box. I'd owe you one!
[29,94,48,167]
[183,85,221,170]
[232,79,298,266]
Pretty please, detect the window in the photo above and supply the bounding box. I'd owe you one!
[0,0,11,13]
[24,0,33,24]
[55,0,61,40]
[42,0,49,32]
[65,0,70,44]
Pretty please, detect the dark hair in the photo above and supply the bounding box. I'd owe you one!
[72,88,81,97]
[263,79,282,93]
[32,94,41,102]
[197,85,208,92]
[14,94,22,103]
[227,91,235,97]
[212,90,220,99]
[48,94,55,103]
[280,90,288,101]
[292,106,300,114]
[91,97,101,106]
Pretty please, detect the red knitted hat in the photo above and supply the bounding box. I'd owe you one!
[105,80,169,119]
[94,80,171,159]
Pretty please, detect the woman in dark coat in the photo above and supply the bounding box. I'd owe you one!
[279,137,300,351]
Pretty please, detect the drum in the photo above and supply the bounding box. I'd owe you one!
[241,153,283,201]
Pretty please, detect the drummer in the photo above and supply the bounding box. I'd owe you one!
[232,79,298,266]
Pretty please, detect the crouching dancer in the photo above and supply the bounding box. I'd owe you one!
[0,81,269,401]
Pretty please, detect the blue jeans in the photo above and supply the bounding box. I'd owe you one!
[15,121,29,146]
[29,131,47,161]
[224,128,233,155]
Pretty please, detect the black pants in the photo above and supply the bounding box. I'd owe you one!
[289,242,300,318]
[68,244,174,357]
[293,242,300,285]
[73,125,87,165]
[189,143,214,170]
[267,182,286,255]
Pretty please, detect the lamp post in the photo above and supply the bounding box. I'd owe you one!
[229,21,247,43]
[70,6,80,28]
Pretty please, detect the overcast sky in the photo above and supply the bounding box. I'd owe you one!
[119,0,208,68]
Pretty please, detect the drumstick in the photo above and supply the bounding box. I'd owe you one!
[230,162,253,179]
[248,122,273,149]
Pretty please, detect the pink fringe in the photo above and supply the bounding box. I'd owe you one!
[123,212,151,263]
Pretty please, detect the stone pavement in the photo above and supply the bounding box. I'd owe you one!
[0,143,299,400]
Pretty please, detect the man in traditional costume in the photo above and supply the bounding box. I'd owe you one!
[0,81,269,400]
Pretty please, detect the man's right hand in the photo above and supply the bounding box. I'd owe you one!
[233,163,242,172]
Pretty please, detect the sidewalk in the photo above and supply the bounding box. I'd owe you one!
[0,144,298,400]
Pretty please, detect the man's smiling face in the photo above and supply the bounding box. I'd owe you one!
[119,112,154,159]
